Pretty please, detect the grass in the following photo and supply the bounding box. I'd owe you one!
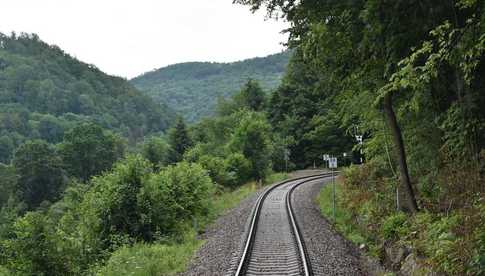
[95,230,202,276]
[210,172,288,218]
[97,172,289,276]
[317,181,368,246]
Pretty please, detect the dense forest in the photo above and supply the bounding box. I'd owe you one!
[235,0,485,274]
[0,32,174,163]
[1,0,485,275]
[131,51,290,122]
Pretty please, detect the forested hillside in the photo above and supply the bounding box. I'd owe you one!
[131,51,290,122]
[238,0,485,274]
[0,32,174,162]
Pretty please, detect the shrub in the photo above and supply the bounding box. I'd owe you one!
[197,155,233,187]
[79,155,153,250]
[224,153,252,186]
[470,227,485,275]
[381,212,409,240]
[0,266,10,276]
[138,162,214,238]
[94,231,201,276]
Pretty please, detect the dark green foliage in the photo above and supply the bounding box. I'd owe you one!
[12,140,65,209]
[168,117,193,163]
[0,32,174,163]
[131,52,290,122]
[267,48,354,168]
[235,79,266,111]
[58,122,125,182]
[0,164,16,207]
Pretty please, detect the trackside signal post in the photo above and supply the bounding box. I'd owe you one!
[329,157,338,222]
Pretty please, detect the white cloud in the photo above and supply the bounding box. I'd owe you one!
[0,0,289,78]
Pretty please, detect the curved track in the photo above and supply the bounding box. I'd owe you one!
[234,174,332,276]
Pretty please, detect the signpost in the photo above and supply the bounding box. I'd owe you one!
[323,154,330,169]
[356,135,363,164]
[329,157,338,222]
[284,148,290,173]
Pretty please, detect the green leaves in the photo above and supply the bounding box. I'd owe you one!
[58,123,124,182]
[12,140,65,209]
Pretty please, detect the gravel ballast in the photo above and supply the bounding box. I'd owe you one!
[183,187,265,276]
[291,177,366,275]
[184,172,382,275]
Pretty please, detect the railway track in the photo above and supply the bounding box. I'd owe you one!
[233,173,333,276]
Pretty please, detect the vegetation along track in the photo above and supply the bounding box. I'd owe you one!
[234,173,334,276]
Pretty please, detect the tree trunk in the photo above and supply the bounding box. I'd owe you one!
[382,93,419,213]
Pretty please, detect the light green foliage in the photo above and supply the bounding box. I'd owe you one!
[318,183,367,247]
[224,152,252,185]
[80,155,154,247]
[197,155,234,187]
[131,52,290,122]
[12,140,65,209]
[139,162,214,237]
[59,123,125,182]
[381,212,409,240]
[141,136,170,169]
[95,231,202,276]
[229,111,273,182]
[0,266,9,276]
[95,173,288,276]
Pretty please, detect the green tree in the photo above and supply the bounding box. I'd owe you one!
[0,164,17,208]
[12,140,65,209]
[229,111,272,182]
[37,114,65,143]
[167,117,193,163]
[141,136,170,169]
[235,79,266,111]
[59,123,124,182]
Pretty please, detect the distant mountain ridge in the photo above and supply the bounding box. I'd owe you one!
[131,51,290,122]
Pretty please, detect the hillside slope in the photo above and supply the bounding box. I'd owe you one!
[0,33,175,162]
[131,51,290,122]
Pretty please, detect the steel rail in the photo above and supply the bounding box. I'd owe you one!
[234,173,333,276]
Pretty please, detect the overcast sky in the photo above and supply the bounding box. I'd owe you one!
[1,0,289,79]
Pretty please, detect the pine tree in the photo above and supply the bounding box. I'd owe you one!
[168,117,193,163]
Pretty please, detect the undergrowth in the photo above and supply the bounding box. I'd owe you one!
[96,172,288,275]
[318,162,485,275]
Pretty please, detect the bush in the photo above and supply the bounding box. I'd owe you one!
[0,266,10,276]
[80,155,153,250]
[471,227,485,275]
[0,211,71,275]
[381,212,409,240]
[95,231,201,276]
[224,153,252,186]
[138,162,214,238]
[197,155,233,187]
[141,136,170,169]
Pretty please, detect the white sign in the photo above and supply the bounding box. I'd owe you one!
[284,149,290,161]
[329,157,338,168]
[323,154,330,161]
